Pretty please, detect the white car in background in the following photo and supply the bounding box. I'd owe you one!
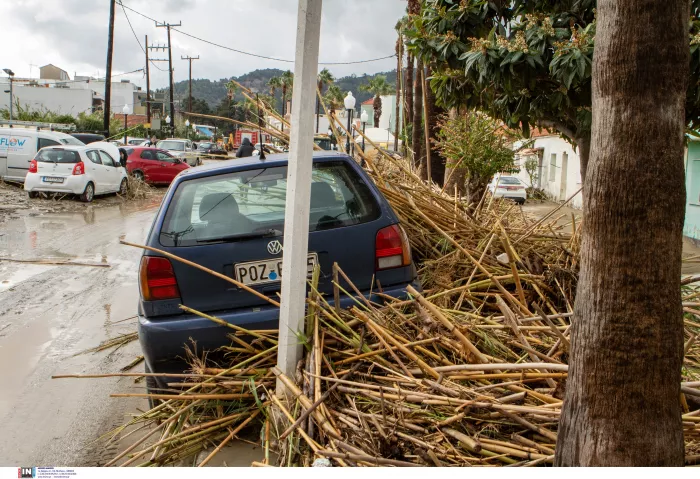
[24,142,128,202]
[488,175,527,204]
[156,138,201,166]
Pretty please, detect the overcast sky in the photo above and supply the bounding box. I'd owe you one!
[1,0,406,90]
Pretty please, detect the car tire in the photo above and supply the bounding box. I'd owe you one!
[196,157,202,166]
[27,191,39,199]
[118,178,128,196]
[79,182,95,203]
[132,170,145,182]
[144,362,160,410]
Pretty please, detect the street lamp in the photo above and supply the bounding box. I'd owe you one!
[360,109,368,152]
[122,104,131,145]
[3,68,15,124]
[165,115,171,137]
[344,91,356,154]
[185,119,190,140]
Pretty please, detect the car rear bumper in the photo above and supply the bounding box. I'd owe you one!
[24,173,88,194]
[138,280,421,378]
[492,190,527,202]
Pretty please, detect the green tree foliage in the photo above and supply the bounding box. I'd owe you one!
[323,84,345,111]
[434,111,516,205]
[360,75,395,127]
[317,68,335,132]
[524,156,539,188]
[407,0,700,182]
[406,0,595,179]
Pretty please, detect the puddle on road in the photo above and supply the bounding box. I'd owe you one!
[0,264,53,293]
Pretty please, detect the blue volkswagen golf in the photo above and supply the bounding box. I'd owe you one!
[137,152,419,389]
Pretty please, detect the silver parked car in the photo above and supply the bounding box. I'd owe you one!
[156,138,201,167]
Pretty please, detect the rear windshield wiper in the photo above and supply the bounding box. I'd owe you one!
[196,229,282,244]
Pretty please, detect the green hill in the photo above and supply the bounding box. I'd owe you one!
[159,68,397,111]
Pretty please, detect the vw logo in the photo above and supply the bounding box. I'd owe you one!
[267,240,283,255]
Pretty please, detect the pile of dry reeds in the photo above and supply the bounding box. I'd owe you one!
[56,142,698,467]
[56,94,700,467]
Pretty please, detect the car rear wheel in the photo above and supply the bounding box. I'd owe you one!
[79,182,94,203]
[118,178,128,196]
[132,170,145,182]
[27,191,39,199]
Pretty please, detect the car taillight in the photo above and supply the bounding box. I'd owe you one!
[375,224,411,270]
[139,256,180,301]
[28,159,38,173]
[72,161,85,175]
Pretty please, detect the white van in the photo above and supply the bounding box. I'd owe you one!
[0,127,84,183]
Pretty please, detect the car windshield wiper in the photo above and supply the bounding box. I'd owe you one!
[196,229,282,244]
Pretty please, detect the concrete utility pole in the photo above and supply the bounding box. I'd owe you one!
[276,0,323,395]
[181,55,199,113]
[156,20,181,122]
[145,35,151,124]
[104,0,116,136]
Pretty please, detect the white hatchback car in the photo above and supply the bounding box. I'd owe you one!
[24,143,128,202]
[488,175,527,204]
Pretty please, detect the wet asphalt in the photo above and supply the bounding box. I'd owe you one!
[0,191,161,466]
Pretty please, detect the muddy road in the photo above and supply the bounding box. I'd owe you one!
[0,187,162,466]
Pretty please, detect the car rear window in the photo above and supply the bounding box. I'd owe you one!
[158,141,185,151]
[36,149,80,164]
[60,137,85,146]
[497,177,521,185]
[159,161,381,247]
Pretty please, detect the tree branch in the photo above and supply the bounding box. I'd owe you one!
[535,120,577,141]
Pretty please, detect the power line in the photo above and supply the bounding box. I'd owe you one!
[120,2,166,72]
[117,1,396,65]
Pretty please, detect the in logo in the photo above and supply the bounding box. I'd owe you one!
[267,240,283,255]
[18,467,35,478]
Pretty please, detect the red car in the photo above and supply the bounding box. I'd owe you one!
[124,147,190,185]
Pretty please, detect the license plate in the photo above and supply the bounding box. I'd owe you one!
[235,253,318,286]
[42,176,64,183]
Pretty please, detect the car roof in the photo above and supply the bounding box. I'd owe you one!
[178,151,351,179]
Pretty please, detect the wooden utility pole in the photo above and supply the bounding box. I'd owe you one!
[276,0,323,395]
[145,35,151,124]
[156,20,181,121]
[181,55,199,113]
[104,0,116,136]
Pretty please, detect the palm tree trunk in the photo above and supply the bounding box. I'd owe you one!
[316,82,321,134]
[443,107,466,195]
[555,0,688,466]
[424,65,444,185]
[404,53,414,156]
[394,37,402,152]
[412,60,424,178]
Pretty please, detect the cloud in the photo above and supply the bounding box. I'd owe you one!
[1,0,406,89]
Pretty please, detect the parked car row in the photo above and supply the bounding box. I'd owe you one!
[1,126,202,202]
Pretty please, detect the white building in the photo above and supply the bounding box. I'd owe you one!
[0,82,99,116]
[513,129,583,209]
[0,71,145,118]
